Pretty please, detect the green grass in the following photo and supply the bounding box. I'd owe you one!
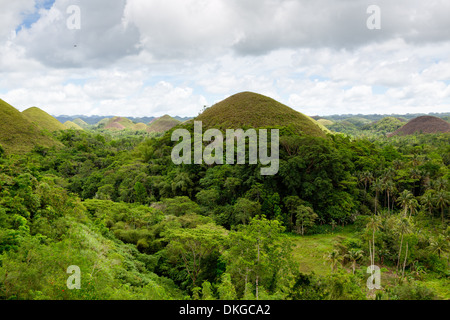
[22,107,67,132]
[288,226,357,275]
[147,115,181,133]
[195,92,328,137]
[417,277,450,300]
[64,121,84,130]
[0,99,62,154]
[72,118,90,129]
[133,123,149,131]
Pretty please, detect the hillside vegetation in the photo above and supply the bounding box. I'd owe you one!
[0,99,61,154]
[389,116,450,137]
[196,92,327,137]
[22,107,67,132]
[147,115,181,133]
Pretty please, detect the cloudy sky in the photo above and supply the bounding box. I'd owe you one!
[1,0,450,117]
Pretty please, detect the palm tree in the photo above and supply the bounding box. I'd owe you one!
[325,250,342,272]
[397,190,414,217]
[345,249,363,274]
[396,217,412,271]
[359,171,373,194]
[372,178,384,214]
[428,234,450,259]
[383,179,396,214]
[420,190,435,219]
[366,215,382,267]
[408,198,419,218]
[434,190,449,223]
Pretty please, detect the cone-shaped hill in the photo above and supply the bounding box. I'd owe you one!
[72,118,90,129]
[0,99,61,154]
[195,92,327,137]
[64,121,84,130]
[388,116,450,137]
[147,115,181,133]
[22,107,66,132]
[105,117,135,130]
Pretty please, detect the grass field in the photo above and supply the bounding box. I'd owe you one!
[288,226,357,275]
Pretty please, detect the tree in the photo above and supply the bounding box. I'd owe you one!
[359,171,373,194]
[233,198,261,225]
[345,249,363,274]
[366,215,381,267]
[396,217,412,272]
[428,234,450,259]
[383,179,396,214]
[397,190,414,217]
[371,178,383,214]
[164,223,226,288]
[420,190,435,219]
[434,190,449,223]
[224,216,293,299]
[325,250,342,272]
[295,205,318,235]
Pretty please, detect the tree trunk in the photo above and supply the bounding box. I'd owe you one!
[402,243,409,277]
[397,233,404,271]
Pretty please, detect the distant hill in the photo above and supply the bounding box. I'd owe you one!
[22,107,66,132]
[317,119,334,127]
[0,99,61,154]
[104,117,135,130]
[133,123,149,131]
[362,117,406,134]
[389,116,450,137]
[72,118,90,129]
[64,121,84,130]
[147,115,181,133]
[195,92,327,137]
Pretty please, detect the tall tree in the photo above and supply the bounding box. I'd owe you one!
[295,205,318,236]
[396,217,412,272]
[371,178,384,215]
[345,249,363,274]
[164,223,226,288]
[434,190,449,223]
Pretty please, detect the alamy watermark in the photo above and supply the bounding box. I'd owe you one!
[67,265,81,290]
[171,121,279,176]
[367,5,381,30]
[366,265,381,290]
[67,5,81,30]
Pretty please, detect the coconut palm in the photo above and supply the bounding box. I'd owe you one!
[397,190,414,217]
[383,179,396,214]
[420,190,435,219]
[396,217,412,271]
[434,190,449,223]
[345,249,363,274]
[325,250,343,272]
[359,171,373,194]
[366,215,382,267]
[372,178,384,215]
[429,234,450,259]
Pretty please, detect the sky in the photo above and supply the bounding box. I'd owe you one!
[1,0,450,118]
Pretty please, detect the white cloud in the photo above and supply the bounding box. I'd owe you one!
[1,0,450,117]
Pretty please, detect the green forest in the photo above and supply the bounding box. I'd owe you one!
[0,95,449,301]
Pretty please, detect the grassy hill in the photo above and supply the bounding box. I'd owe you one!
[104,117,135,131]
[389,116,450,137]
[362,117,406,135]
[22,107,66,132]
[195,92,327,137]
[133,123,149,131]
[0,99,61,154]
[64,121,84,130]
[147,115,181,133]
[72,118,90,129]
